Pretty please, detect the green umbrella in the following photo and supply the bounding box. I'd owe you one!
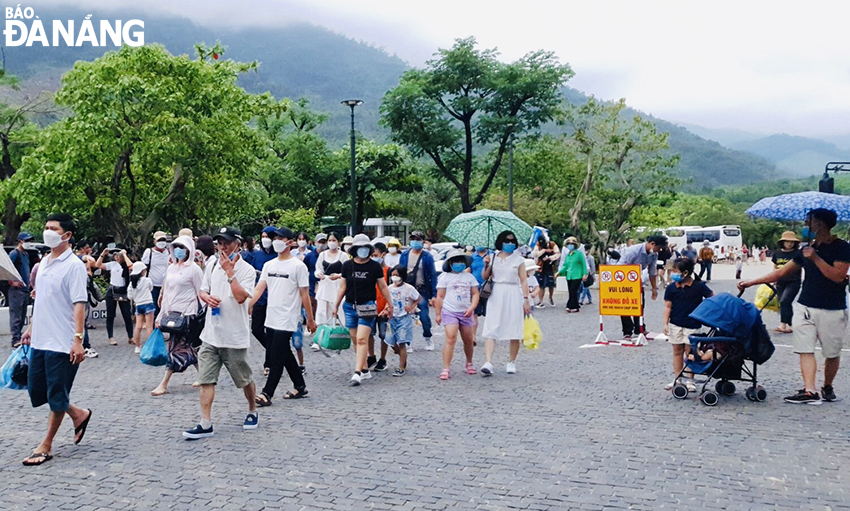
[443,209,533,249]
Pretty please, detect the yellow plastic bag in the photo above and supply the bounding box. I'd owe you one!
[523,315,543,350]
[755,284,780,313]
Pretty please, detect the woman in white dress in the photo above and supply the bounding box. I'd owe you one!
[314,232,350,325]
[480,230,532,376]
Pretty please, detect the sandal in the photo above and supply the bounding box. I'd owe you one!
[465,363,477,375]
[22,452,53,466]
[74,409,92,445]
[255,392,272,407]
[439,369,451,380]
[283,388,308,399]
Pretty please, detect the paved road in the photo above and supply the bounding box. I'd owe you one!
[1,278,848,510]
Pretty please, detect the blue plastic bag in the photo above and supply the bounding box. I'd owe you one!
[1,345,31,390]
[140,328,168,366]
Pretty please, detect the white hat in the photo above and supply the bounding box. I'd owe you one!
[524,259,539,273]
[348,233,373,255]
[131,261,147,276]
[703,240,710,246]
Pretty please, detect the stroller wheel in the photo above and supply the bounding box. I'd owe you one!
[672,384,689,399]
[756,386,767,402]
[745,387,757,401]
[700,391,719,406]
[722,381,736,396]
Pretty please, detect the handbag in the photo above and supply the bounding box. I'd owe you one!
[187,304,207,348]
[160,311,190,335]
[316,318,351,351]
[88,277,104,306]
[479,277,494,300]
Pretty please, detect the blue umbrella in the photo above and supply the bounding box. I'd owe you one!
[745,191,850,221]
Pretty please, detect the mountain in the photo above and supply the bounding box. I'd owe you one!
[731,134,850,177]
[2,6,784,187]
[677,123,764,147]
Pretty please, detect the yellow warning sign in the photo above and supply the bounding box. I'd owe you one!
[598,264,642,316]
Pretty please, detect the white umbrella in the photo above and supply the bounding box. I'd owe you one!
[0,248,24,284]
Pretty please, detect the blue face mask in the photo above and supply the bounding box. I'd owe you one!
[451,262,467,273]
[229,252,237,261]
[567,244,576,251]
[410,240,424,250]
[801,226,815,240]
[357,247,370,259]
[173,248,187,261]
[670,273,683,283]
[501,243,516,254]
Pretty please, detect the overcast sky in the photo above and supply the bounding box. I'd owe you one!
[30,0,850,138]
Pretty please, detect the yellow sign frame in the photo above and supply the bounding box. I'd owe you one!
[598,264,643,316]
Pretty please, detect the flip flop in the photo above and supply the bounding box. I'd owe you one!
[22,452,53,466]
[74,409,92,445]
[283,389,308,399]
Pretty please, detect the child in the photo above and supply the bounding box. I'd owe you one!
[663,258,713,391]
[128,261,155,354]
[435,251,481,379]
[386,265,420,376]
[525,261,542,310]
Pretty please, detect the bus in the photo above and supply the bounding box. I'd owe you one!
[659,226,702,250]
[685,225,742,260]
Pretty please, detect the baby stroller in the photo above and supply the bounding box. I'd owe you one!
[672,289,776,406]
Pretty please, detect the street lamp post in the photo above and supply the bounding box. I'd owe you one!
[342,99,363,236]
[508,133,514,212]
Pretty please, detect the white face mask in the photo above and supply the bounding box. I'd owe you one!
[156,241,167,250]
[261,237,272,249]
[273,240,288,253]
[388,247,398,254]
[298,240,307,248]
[43,229,66,248]
[391,276,402,285]
[327,241,339,250]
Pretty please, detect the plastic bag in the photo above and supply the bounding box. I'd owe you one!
[1,345,31,390]
[755,284,780,313]
[316,318,351,351]
[140,328,168,366]
[523,315,543,350]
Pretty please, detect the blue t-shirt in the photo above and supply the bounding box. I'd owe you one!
[664,280,713,329]
[9,248,30,287]
[471,251,490,286]
[793,238,850,310]
[251,248,277,306]
[304,250,320,297]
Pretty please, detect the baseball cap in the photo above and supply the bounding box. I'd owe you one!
[212,227,242,243]
[153,231,167,241]
[275,227,295,239]
[17,232,34,242]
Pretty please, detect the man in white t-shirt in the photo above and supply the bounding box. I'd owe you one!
[141,230,171,316]
[250,227,317,406]
[20,213,92,466]
[183,227,258,440]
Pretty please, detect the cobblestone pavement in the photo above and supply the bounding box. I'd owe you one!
[1,279,848,510]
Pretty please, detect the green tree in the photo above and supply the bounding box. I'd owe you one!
[380,37,573,212]
[14,43,272,248]
[374,176,461,240]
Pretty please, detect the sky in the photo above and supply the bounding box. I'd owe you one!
[25,0,850,139]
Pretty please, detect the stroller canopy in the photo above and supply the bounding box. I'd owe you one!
[689,293,759,337]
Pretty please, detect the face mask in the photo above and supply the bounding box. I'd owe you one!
[261,238,272,249]
[372,256,383,264]
[173,248,187,261]
[297,240,307,248]
[273,240,288,253]
[670,273,683,283]
[567,244,576,251]
[451,263,467,273]
[356,247,370,259]
[410,240,423,250]
[801,226,815,240]
[388,247,398,254]
[156,241,167,250]
[43,230,66,248]
[502,243,516,254]
[391,276,402,285]
[328,241,339,250]
[228,252,237,261]
[424,243,432,250]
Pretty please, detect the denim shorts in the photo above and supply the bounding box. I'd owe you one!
[291,321,304,350]
[28,348,79,412]
[136,303,156,315]
[386,315,414,346]
[343,300,377,330]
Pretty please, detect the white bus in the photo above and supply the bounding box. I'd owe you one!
[660,226,702,250]
[685,225,743,260]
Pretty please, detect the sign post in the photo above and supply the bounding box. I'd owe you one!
[598,264,645,346]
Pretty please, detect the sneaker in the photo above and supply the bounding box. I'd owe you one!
[350,373,362,387]
[549,298,555,307]
[84,348,99,359]
[134,346,141,354]
[310,343,320,352]
[465,362,477,375]
[623,334,633,341]
[360,370,372,380]
[506,362,517,374]
[392,368,405,377]
[784,390,822,405]
[243,413,259,430]
[822,385,837,402]
[535,303,545,309]
[108,338,117,346]
[374,359,388,372]
[183,424,214,439]
[367,355,377,369]
[424,338,435,351]
[480,362,494,377]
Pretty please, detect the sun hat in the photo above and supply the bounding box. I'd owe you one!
[778,231,800,243]
[348,233,373,256]
[153,231,167,242]
[445,248,467,262]
[524,259,540,273]
[178,228,194,238]
[565,236,579,245]
[387,237,402,248]
[131,261,147,276]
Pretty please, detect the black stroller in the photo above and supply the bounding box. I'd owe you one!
[672,289,776,406]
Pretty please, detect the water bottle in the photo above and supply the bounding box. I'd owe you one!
[211,307,221,327]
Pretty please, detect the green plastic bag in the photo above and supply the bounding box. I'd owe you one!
[316,318,351,351]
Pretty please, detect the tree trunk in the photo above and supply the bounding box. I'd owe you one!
[2,197,29,245]
[139,163,186,247]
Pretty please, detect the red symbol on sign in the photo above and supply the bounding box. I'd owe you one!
[627,271,639,282]
[614,271,625,282]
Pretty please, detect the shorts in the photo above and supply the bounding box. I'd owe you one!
[28,348,79,412]
[793,304,847,358]
[536,271,556,289]
[386,315,413,346]
[375,317,388,341]
[197,343,253,388]
[475,296,488,317]
[291,310,305,350]
[343,300,377,330]
[667,324,699,345]
[136,303,156,315]
[442,309,476,327]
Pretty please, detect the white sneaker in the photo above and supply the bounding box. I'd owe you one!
[480,362,494,377]
[134,346,141,354]
[310,343,320,352]
[664,381,676,391]
[506,362,517,374]
[424,338,434,351]
[350,373,362,386]
[84,348,99,358]
[360,370,372,380]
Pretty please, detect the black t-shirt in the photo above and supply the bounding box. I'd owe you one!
[771,249,802,283]
[793,238,850,310]
[664,280,713,329]
[538,249,555,275]
[341,259,384,304]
